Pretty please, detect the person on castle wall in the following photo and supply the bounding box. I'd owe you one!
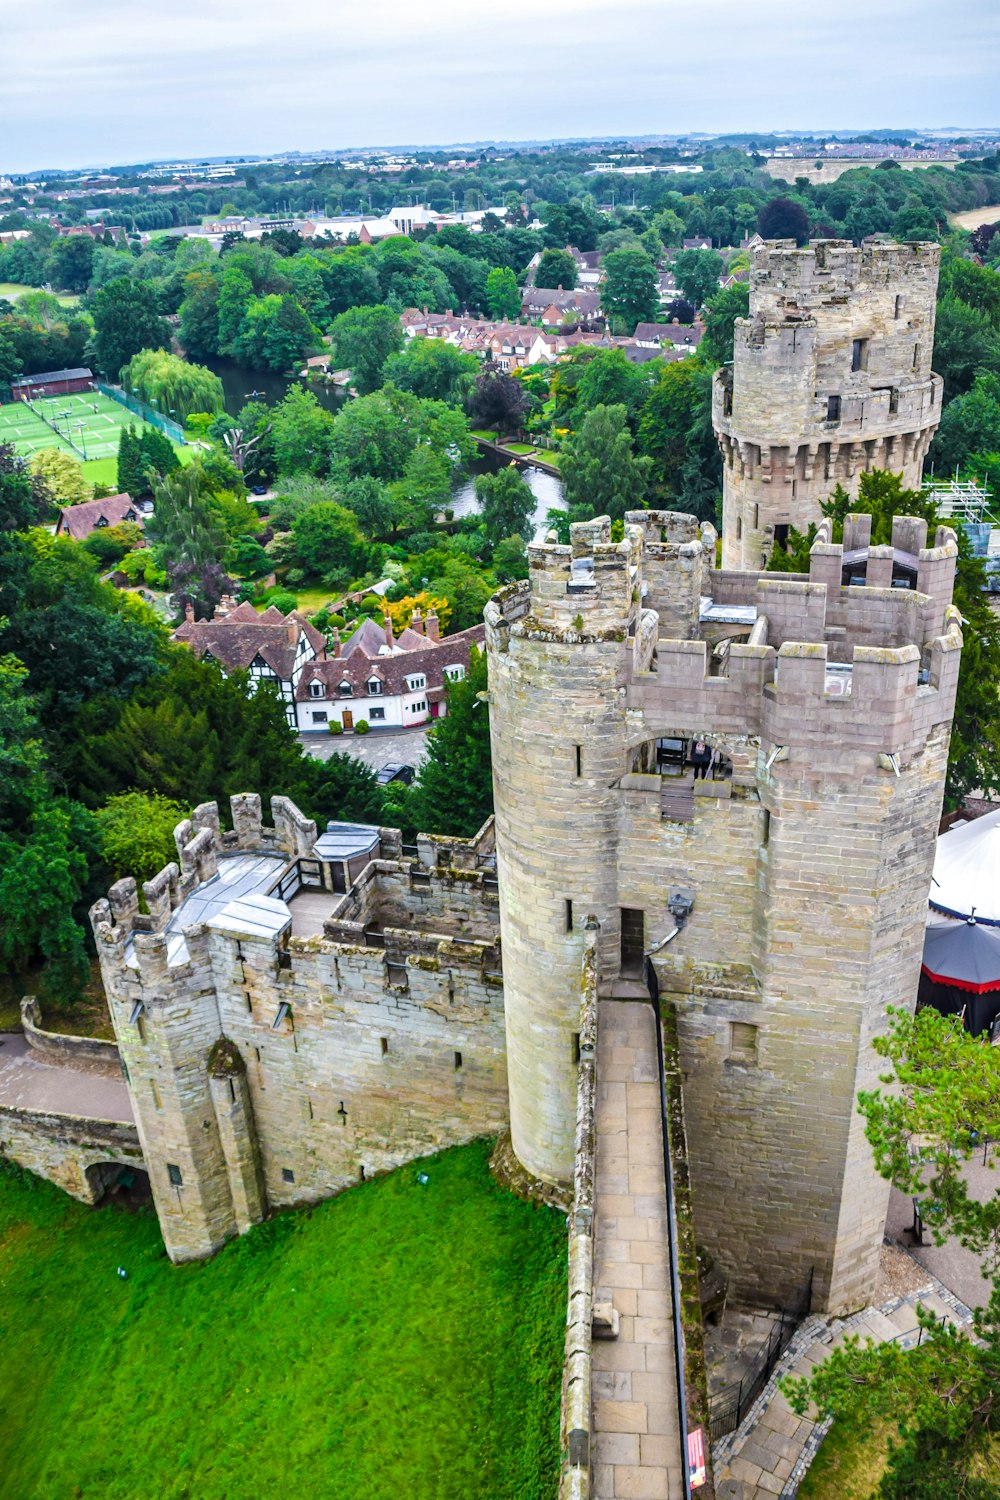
[691,739,712,779]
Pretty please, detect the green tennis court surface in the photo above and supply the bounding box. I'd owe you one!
[0,392,186,466]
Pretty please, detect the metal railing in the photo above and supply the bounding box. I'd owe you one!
[644,958,693,1500]
[97,381,185,444]
[272,857,324,905]
[708,1267,815,1441]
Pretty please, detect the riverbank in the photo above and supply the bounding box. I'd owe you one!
[470,432,562,478]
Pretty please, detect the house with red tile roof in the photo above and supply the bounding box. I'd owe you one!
[55,492,143,542]
[296,609,485,733]
[171,598,327,728]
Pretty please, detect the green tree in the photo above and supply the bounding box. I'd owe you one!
[535,249,578,290]
[121,348,224,423]
[94,790,185,883]
[933,296,1000,399]
[560,404,652,523]
[930,373,1000,475]
[637,359,721,519]
[291,501,368,583]
[671,248,725,311]
[329,304,403,394]
[652,209,685,248]
[178,268,220,360]
[784,1006,1000,1500]
[600,248,660,332]
[27,448,91,506]
[0,441,50,532]
[145,461,231,612]
[484,266,522,320]
[474,464,536,549]
[44,234,95,294]
[300,752,384,826]
[574,347,653,428]
[90,278,171,380]
[217,264,253,351]
[408,647,492,837]
[270,386,334,476]
[116,424,144,496]
[232,294,318,373]
[757,196,810,244]
[700,281,751,366]
[382,337,478,405]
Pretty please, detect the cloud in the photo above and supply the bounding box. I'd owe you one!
[2,0,998,171]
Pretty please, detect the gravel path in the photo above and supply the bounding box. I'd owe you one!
[0,1033,133,1123]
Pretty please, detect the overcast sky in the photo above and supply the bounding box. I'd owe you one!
[3,0,998,173]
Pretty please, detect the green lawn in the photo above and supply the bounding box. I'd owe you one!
[0,1139,566,1500]
[0,281,81,307]
[502,442,536,455]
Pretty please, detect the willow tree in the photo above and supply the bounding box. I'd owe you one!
[122,349,225,423]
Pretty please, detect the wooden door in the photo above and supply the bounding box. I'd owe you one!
[342,709,354,731]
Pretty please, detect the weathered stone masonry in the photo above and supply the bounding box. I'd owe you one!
[713,238,942,569]
[486,507,961,1315]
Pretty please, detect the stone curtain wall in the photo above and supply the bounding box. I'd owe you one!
[20,998,122,1070]
[560,923,599,1500]
[0,1107,142,1202]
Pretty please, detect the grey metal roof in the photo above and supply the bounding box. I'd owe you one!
[700,596,757,625]
[125,854,287,969]
[207,893,292,940]
[13,367,93,386]
[313,822,381,861]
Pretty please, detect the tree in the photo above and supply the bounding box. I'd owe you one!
[382,337,478,406]
[700,281,751,366]
[0,796,93,995]
[784,1006,1000,1499]
[0,441,50,532]
[933,296,1000,400]
[291,501,368,583]
[663,297,696,325]
[232,294,318,373]
[44,234,95,294]
[90,278,171,379]
[116,424,145,496]
[145,461,232,613]
[300,752,384,827]
[178,269,221,360]
[484,266,521,320]
[671,248,725,311]
[270,386,334,476]
[121,349,224,423]
[560,404,652,523]
[474,464,536,549]
[27,448,91,506]
[600,248,660,332]
[408,647,492,837]
[327,387,423,483]
[574,348,652,429]
[535,249,578,290]
[930,373,1000,476]
[470,365,529,435]
[652,209,685,249]
[757,196,810,244]
[637,359,721,520]
[329,304,403,394]
[94,790,185,883]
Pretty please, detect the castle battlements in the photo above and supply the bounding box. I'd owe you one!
[712,238,943,569]
[90,798,508,1263]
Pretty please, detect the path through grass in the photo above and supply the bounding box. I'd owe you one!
[0,1139,566,1500]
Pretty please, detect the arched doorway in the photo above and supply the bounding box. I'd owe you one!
[85,1162,151,1210]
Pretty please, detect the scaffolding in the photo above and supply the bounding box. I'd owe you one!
[922,476,996,525]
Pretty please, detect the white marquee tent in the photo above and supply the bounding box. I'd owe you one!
[929,809,1000,927]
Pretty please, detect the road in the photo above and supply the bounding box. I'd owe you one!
[299,723,431,772]
[0,1033,133,1123]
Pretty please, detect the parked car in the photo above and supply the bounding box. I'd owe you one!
[250,484,268,496]
[376,763,416,786]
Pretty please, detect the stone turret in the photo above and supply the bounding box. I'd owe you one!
[487,510,961,1313]
[713,238,942,569]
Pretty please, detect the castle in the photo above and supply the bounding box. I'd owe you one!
[712,238,942,570]
[78,239,960,1326]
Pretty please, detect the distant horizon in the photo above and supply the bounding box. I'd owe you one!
[6,126,1000,182]
[5,0,997,177]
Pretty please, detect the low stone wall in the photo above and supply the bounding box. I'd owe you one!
[20,998,121,1071]
[0,1105,143,1202]
[559,923,599,1500]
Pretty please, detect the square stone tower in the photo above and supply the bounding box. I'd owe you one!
[486,512,961,1313]
[713,238,942,570]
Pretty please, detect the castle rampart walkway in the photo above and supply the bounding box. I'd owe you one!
[591,1000,685,1498]
[0,1033,132,1122]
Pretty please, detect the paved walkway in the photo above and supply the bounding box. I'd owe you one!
[591,1000,685,1499]
[0,1033,132,1122]
[298,723,430,769]
[712,1268,975,1498]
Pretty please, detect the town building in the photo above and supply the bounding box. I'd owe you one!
[55,492,142,542]
[712,238,942,569]
[296,612,484,732]
[12,367,95,400]
[171,598,326,729]
[520,288,603,326]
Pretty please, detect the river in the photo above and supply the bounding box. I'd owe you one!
[452,451,565,537]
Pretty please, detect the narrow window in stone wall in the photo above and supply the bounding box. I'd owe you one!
[894,294,903,319]
[282,1168,295,1183]
[736,515,742,541]
[729,1021,758,1063]
[573,1032,581,1065]
[167,1162,183,1187]
[753,503,759,529]
[575,744,582,778]
[565,899,573,932]
[136,1012,146,1044]
[229,1078,236,1103]
[762,809,771,847]
[151,1079,162,1111]
[826,395,841,422]
[380,1036,388,1056]
[454,1051,463,1071]
[913,343,920,371]
[245,991,253,1014]
[851,338,868,373]
[889,387,899,415]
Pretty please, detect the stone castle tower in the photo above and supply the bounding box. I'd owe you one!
[486,511,961,1312]
[712,238,942,570]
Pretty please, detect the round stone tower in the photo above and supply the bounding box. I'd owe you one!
[712,238,942,570]
[484,519,633,1187]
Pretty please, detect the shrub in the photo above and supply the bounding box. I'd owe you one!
[329,721,344,735]
[264,588,298,614]
[354,720,369,735]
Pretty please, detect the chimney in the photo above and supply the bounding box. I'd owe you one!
[425,610,440,642]
[184,601,194,624]
[384,614,395,650]
[410,606,423,635]
[331,628,341,657]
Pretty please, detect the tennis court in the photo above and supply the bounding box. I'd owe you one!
[0,399,80,457]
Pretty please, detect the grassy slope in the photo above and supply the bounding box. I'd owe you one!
[0,1140,566,1500]
[800,1407,1000,1498]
